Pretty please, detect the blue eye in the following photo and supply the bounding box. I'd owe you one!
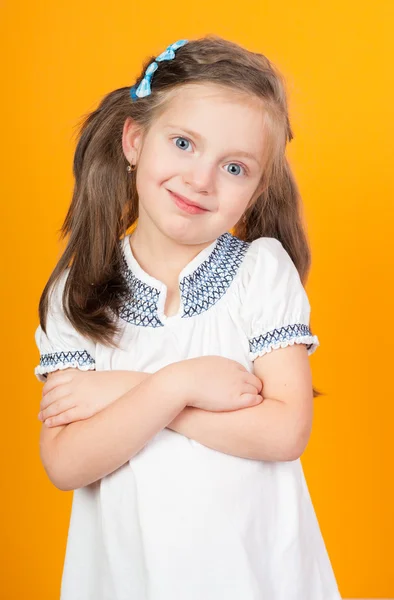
[225,163,245,176]
[173,137,192,151]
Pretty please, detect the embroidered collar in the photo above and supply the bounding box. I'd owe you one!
[119,232,249,327]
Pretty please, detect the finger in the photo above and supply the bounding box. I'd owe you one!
[42,376,61,396]
[246,374,263,393]
[42,368,80,396]
[40,387,70,411]
[242,383,262,396]
[40,398,75,421]
[240,393,263,407]
[38,394,75,421]
[42,372,69,396]
[40,395,74,421]
[44,407,82,428]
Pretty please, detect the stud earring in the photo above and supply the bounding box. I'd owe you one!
[127,162,136,173]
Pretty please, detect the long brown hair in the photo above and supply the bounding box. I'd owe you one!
[38,35,322,396]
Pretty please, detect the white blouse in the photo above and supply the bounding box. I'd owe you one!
[35,233,341,600]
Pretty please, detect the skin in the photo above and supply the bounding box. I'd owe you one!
[38,83,314,489]
[122,83,268,314]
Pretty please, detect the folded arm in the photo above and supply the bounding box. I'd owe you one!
[39,344,312,491]
[39,365,186,492]
[167,344,314,462]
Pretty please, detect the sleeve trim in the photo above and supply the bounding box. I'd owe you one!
[34,350,96,382]
[249,324,320,360]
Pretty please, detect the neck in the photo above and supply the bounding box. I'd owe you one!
[129,223,214,289]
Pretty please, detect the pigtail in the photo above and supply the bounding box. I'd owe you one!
[238,157,311,285]
[39,33,322,394]
[39,88,137,344]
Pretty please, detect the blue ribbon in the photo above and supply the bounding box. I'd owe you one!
[130,39,188,100]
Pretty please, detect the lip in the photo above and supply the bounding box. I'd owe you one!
[168,190,209,215]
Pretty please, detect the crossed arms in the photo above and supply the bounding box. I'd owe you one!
[38,344,313,491]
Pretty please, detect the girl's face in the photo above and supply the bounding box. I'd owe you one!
[124,83,270,246]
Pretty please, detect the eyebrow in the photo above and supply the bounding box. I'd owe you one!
[165,124,261,166]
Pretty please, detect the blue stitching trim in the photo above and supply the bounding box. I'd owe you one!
[39,350,95,369]
[119,254,164,328]
[119,233,249,326]
[180,233,249,318]
[249,323,315,354]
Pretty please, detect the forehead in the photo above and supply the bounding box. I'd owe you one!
[155,83,269,154]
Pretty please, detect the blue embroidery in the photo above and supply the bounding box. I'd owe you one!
[119,233,248,327]
[39,350,95,370]
[119,255,164,328]
[180,233,249,318]
[249,323,314,354]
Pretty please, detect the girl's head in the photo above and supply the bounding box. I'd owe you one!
[121,37,291,248]
[124,81,270,247]
[40,35,311,344]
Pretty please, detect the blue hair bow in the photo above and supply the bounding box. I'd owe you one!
[130,39,188,101]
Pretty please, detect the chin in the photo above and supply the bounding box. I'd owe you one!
[162,221,215,247]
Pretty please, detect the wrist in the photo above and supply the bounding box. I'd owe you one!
[105,370,151,394]
[155,362,190,410]
[125,370,151,388]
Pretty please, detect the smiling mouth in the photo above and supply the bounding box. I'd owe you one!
[168,190,209,214]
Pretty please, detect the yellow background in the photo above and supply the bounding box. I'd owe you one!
[1,1,393,598]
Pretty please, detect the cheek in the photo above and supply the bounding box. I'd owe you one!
[136,163,163,198]
[219,188,252,220]
[138,136,167,171]
[142,150,176,187]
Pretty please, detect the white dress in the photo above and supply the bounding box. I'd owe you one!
[35,232,342,600]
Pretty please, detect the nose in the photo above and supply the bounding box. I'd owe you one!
[183,160,215,194]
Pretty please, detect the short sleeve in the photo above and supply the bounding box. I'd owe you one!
[34,271,96,382]
[241,237,320,361]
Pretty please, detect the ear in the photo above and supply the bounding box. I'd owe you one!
[122,117,144,164]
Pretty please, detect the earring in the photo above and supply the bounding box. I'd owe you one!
[127,162,136,173]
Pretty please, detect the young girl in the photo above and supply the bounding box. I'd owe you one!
[35,36,342,599]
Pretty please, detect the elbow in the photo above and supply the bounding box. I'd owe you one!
[252,400,313,462]
[40,429,78,491]
[45,466,74,492]
[251,428,311,462]
[41,443,99,492]
[284,440,306,462]
[283,398,314,461]
[41,450,76,491]
[284,421,313,461]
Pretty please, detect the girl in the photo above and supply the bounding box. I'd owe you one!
[35,36,341,599]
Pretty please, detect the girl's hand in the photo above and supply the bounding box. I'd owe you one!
[167,356,263,412]
[38,369,150,427]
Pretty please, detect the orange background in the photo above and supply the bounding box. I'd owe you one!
[1,1,393,598]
